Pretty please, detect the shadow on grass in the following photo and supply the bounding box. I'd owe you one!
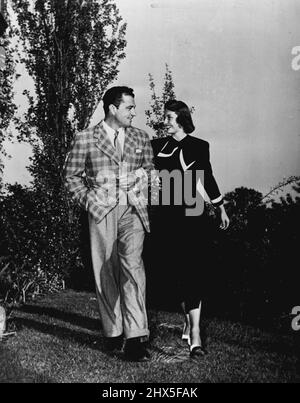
[15,304,101,332]
[153,317,299,362]
[13,305,296,359]
[12,316,105,352]
[12,316,188,365]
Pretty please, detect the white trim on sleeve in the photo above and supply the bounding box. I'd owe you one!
[211,195,223,204]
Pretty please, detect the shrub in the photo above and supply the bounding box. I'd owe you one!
[0,183,84,305]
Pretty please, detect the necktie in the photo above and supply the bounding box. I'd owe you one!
[114,130,122,160]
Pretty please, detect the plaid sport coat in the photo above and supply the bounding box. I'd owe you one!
[64,121,154,232]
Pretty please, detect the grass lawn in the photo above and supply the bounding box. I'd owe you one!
[0,289,299,383]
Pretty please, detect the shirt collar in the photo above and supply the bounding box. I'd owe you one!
[103,120,125,137]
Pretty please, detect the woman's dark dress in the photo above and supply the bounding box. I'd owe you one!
[150,135,223,311]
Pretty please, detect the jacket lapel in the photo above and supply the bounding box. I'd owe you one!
[123,127,136,162]
[93,121,120,165]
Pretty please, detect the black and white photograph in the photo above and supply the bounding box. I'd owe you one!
[0,0,299,385]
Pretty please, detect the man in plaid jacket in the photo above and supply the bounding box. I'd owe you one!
[64,87,154,361]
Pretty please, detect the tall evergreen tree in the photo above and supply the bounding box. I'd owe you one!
[0,5,16,190]
[12,0,127,189]
[0,0,127,295]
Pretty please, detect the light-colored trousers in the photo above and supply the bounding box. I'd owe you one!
[88,204,149,339]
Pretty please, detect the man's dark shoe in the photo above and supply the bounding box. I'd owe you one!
[124,338,150,362]
[105,335,124,353]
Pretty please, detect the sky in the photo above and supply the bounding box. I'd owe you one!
[3,0,300,196]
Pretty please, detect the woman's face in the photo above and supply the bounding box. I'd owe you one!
[164,110,181,135]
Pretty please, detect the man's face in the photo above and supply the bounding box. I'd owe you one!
[114,95,136,128]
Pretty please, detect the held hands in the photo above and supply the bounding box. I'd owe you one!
[118,167,149,193]
[118,172,136,192]
[219,204,230,230]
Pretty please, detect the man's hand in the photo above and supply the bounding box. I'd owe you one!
[219,204,230,230]
[118,172,137,192]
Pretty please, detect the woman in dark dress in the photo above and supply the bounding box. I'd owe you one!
[151,100,230,358]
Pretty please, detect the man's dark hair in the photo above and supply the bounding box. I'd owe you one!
[164,99,195,134]
[103,86,135,116]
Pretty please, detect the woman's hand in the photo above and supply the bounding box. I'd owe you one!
[219,204,230,230]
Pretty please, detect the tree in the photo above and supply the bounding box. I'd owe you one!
[145,64,176,138]
[211,182,300,322]
[1,0,127,299]
[0,10,17,190]
[261,175,300,205]
[12,0,127,187]
[263,178,300,312]
[224,186,265,236]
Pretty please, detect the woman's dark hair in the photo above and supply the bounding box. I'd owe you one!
[103,86,135,116]
[164,99,195,134]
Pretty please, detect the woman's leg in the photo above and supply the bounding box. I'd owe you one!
[188,301,207,356]
[181,302,190,341]
[188,301,202,347]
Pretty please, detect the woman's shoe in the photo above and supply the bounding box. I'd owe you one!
[190,344,208,358]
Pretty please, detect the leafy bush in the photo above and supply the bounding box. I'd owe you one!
[0,258,63,305]
[0,183,85,305]
[205,185,300,323]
